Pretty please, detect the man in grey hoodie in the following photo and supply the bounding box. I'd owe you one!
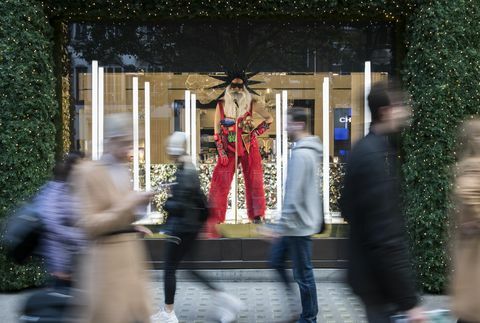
[266,108,324,323]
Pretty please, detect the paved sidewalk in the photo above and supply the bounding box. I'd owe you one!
[0,280,451,323]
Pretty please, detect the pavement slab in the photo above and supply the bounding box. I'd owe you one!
[1,281,451,323]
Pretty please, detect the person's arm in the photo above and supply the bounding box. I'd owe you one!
[278,150,308,232]
[214,103,228,166]
[37,185,74,275]
[165,164,202,217]
[252,101,273,136]
[75,167,150,238]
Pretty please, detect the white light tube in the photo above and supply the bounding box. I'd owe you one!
[91,60,98,160]
[275,93,282,217]
[191,93,197,166]
[185,90,191,155]
[98,67,104,158]
[323,77,330,220]
[145,82,151,213]
[133,77,139,191]
[281,90,288,191]
[145,82,151,191]
[364,61,372,136]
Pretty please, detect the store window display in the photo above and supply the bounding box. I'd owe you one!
[207,73,273,237]
[68,20,396,238]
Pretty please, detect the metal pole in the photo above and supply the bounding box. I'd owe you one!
[234,100,239,224]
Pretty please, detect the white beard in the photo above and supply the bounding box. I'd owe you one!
[223,86,252,118]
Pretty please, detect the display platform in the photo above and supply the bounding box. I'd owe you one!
[144,224,348,269]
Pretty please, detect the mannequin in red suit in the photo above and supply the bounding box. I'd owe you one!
[207,78,273,237]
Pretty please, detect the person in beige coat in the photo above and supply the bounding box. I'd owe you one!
[452,118,480,323]
[73,113,153,323]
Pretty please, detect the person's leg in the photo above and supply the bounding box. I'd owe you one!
[269,237,291,290]
[181,232,220,291]
[364,304,395,323]
[164,233,190,310]
[241,140,266,221]
[289,236,318,323]
[207,154,236,236]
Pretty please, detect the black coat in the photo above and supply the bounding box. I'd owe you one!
[340,132,419,311]
[163,159,208,234]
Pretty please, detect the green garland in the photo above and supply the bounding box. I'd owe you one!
[0,0,56,290]
[1,0,476,293]
[403,0,480,293]
[43,0,416,21]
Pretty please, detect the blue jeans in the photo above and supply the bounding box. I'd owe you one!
[270,236,318,323]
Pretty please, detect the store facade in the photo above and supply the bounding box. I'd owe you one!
[5,0,471,291]
[62,19,398,268]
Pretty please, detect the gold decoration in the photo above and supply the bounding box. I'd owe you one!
[185,74,222,104]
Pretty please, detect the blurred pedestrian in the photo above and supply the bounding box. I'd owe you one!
[451,118,480,323]
[152,132,243,323]
[340,82,425,323]
[35,151,85,287]
[73,113,154,323]
[266,108,324,323]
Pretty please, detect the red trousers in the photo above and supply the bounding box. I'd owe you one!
[208,138,266,224]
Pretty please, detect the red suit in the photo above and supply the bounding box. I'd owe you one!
[208,100,268,227]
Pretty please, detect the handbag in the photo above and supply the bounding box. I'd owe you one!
[3,204,43,264]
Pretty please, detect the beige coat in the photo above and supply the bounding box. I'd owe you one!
[451,157,480,321]
[73,160,151,323]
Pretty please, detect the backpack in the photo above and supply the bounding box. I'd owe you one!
[20,286,84,323]
[3,204,43,264]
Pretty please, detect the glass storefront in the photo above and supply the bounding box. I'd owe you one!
[68,20,394,236]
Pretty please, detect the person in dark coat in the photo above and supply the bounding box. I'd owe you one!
[340,83,426,323]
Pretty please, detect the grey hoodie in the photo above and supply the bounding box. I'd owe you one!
[279,136,324,236]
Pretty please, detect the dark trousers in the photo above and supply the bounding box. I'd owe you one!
[365,304,396,323]
[164,232,218,305]
[270,236,318,323]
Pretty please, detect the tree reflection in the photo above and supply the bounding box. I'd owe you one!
[69,20,395,73]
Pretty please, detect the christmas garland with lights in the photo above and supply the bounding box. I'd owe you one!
[0,0,55,291]
[1,0,476,293]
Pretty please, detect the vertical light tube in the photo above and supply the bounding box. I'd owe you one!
[275,93,282,217]
[98,67,104,158]
[133,77,139,191]
[79,109,86,151]
[364,61,372,136]
[191,93,197,166]
[185,90,191,155]
[323,77,330,221]
[91,60,98,160]
[144,82,151,213]
[281,90,288,191]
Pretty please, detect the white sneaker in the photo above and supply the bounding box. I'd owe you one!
[209,291,245,323]
[151,308,179,323]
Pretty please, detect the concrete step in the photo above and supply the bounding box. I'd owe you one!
[149,268,346,282]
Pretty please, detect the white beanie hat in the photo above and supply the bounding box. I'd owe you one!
[104,113,132,139]
[166,132,187,156]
